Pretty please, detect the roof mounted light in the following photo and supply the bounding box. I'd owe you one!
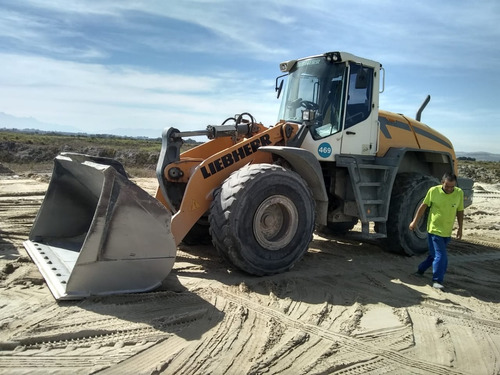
[279,59,297,72]
[325,52,341,63]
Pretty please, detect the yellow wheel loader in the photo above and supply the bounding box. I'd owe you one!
[24,52,473,300]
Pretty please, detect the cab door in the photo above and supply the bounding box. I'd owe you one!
[339,63,379,156]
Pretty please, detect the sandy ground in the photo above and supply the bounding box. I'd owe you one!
[0,173,499,375]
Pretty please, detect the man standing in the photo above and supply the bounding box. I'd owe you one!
[409,172,464,289]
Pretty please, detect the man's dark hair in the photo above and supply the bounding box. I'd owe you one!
[442,172,457,182]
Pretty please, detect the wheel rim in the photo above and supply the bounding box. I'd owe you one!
[253,195,299,251]
[413,199,428,240]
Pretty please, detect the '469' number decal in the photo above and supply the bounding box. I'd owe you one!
[318,143,332,158]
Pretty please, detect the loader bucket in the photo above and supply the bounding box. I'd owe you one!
[23,153,176,300]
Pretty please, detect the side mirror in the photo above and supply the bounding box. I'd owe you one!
[275,74,287,98]
[276,79,284,98]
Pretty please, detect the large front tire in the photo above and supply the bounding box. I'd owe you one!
[181,218,211,245]
[385,173,439,255]
[209,164,315,275]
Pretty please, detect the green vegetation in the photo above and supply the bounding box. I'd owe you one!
[0,129,163,152]
[0,129,201,177]
[1,129,499,183]
[460,160,500,172]
[458,160,500,184]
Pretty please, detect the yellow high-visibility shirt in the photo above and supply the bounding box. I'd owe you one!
[423,185,464,237]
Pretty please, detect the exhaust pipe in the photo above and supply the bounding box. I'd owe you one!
[23,153,176,300]
[416,95,431,122]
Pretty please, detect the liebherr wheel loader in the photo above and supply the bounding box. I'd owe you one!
[24,52,473,300]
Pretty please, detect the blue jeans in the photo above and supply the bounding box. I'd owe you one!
[418,234,451,283]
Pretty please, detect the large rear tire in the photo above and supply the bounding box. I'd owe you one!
[385,173,439,255]
[209,164,315,275]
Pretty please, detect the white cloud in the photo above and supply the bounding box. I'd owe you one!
[4,1,499,66]
[0,53,279,135]
[0,0,498,152]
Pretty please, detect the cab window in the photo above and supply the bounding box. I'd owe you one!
[345,64,373,129]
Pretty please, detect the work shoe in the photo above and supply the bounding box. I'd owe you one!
[413,271,424,278]
[432,282,444,290]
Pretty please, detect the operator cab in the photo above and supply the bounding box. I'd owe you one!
[276,52,381,158]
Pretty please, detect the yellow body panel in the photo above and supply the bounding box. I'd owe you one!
[376,110,419,155]
[377,110,457,173]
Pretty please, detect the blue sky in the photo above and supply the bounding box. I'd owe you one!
[0,0,499,152]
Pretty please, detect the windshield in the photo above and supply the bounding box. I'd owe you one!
[278,58,347,139]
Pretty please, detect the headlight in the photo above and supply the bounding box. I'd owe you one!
[302,109,316,122]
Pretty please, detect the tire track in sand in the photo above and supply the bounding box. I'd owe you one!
[101,287,469,375]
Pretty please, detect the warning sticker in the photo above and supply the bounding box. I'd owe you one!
[191,200,200,211]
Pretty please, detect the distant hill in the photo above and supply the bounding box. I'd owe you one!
[456,152,500,162]
[0,112,178,139]
[0,112,82,134]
